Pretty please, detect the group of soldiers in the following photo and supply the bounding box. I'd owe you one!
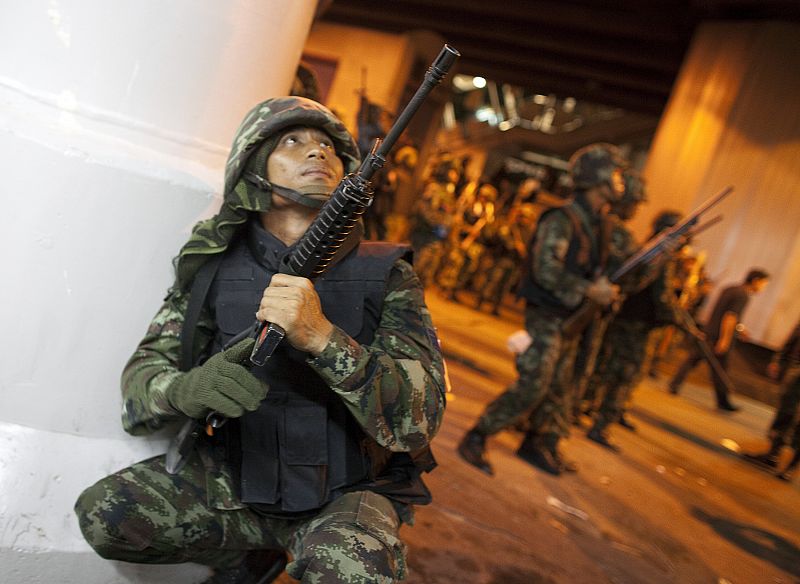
[453,142,692,475]
[408,161,542,316]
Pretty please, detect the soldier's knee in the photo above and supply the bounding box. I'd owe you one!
[289,530,403,583]
[74,479,145,560]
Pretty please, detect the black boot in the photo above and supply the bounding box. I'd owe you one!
[777,450,799,482]
[544,434,578,473]
[617,412,637,431]
[516,439,562,476]
[743,437,782,469]
[458,428,494,475]
[203,550,287,584]
[587,425,620,453]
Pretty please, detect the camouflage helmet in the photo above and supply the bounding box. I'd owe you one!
[568,143,628,196]
[652,210,682,234]
[174,96,360,290]
[224,96,360,204]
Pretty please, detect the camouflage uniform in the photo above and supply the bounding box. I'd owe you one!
[74,97,446,583]
[437,183,497,298]
[586,211,681,448]
[457,143,629,476]
[474,203,536,315]
[745,322,800,475]
[528,213,637,443]
[573,170,648,420]
[408,180,455,287]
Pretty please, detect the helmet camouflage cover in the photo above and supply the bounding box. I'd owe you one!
[175,96,360,289]
[568,142,628,191]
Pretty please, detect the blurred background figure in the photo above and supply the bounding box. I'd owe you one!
[668,269,771,411]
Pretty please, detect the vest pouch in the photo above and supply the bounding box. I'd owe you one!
[316,280,367,340]
[280,402,330,511]
[239,403,281,505]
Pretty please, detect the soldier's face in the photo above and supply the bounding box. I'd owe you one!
[606,168,626,202]
[267,127,344,196]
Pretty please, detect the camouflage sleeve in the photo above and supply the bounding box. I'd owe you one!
[119,288,214,435]
[608,222,652,293]
[531,211,592,308]
[308,258,447,452]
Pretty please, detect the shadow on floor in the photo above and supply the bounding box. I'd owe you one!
[691,507,800,578]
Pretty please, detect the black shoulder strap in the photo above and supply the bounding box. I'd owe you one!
[180,254,223,371]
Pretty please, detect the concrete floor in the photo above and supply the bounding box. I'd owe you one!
[384,291,799,584]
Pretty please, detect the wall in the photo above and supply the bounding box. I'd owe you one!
[634,21,800,347]
[304,22,412,133]
[0,1,317,581]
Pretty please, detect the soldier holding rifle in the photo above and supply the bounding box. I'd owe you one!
[458,143,625,476]
[73,96,447,583]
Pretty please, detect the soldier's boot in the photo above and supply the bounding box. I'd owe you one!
[458,428,494,475]
[777,449,799,482]
[544,434,578,473]
[617,412,637,431]
[587,423,621,453]
[743,437,782,469]
[203,550,287,584]
[516,433,561,476]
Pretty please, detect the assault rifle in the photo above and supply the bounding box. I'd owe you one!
[164,45,460,473]
[561,186,733,340]
[673,304,738,396]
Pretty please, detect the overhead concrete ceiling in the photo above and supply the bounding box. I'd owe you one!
[319,0,800,117]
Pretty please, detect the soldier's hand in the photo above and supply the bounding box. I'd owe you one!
[167,339,268,419]
[257,273,334,355]
[585,276,619,307]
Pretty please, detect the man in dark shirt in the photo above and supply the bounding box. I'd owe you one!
[668,269,770,411]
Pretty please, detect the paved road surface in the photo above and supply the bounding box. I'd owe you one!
[390,291,799,584]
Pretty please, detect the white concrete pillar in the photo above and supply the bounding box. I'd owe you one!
[0,1,317,581]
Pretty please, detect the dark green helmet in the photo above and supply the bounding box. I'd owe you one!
[568,143,628,193]
[223,96,360,209]
[174,97,360,290]
[652,210,682,234]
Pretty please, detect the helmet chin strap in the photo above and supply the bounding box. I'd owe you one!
[244,171,327,209]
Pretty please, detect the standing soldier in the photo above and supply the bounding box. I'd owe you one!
[572,169,648,423]
[457,144,625,476]
[475,202,538,315]
[584,210,683,450]
[744,320,800,479]
[408,177,456,287]
[438,182,498,301]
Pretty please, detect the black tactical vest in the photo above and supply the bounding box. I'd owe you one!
[517,203,598,316]
[207,233,422,514]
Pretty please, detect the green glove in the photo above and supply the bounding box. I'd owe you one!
[168,338,268,419]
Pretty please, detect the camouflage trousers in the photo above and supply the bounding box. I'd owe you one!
[572,315,613,413]
[475,256,518,312]
[74,454,406,583]
[477,305,580,443]
[414,240,446,288]
[437,242,484,293]
[587,319,652,430]
[770,372,800,449]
